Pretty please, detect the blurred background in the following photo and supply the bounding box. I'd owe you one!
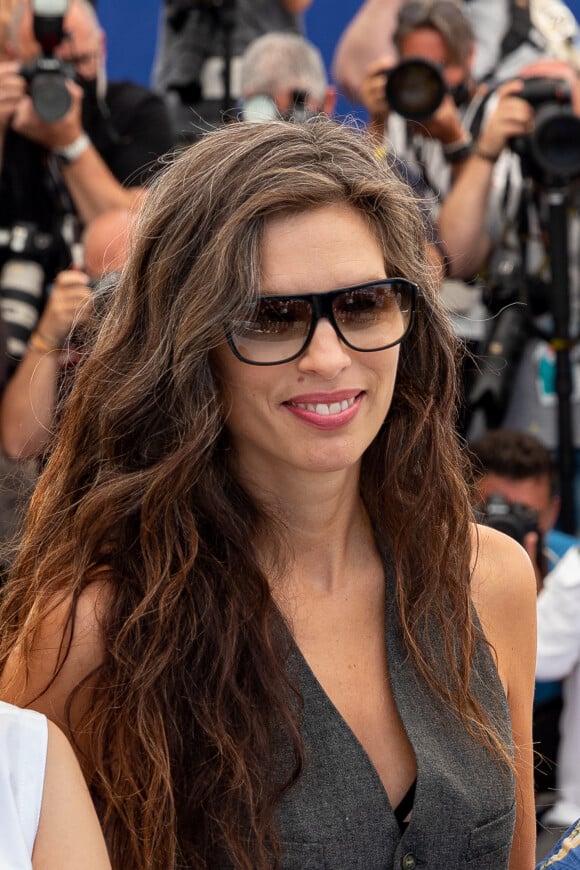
[98,1,379,119]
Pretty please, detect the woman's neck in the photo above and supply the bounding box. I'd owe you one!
[243,464,378,596]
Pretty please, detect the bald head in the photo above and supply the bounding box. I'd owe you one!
[82,208,134,280]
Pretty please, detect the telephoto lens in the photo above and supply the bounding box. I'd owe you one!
[385,57,447,121]
[0,259,45,361]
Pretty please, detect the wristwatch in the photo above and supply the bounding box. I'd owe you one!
[51,133,91,167]
[442,134,474,165]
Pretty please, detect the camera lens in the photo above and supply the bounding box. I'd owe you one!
[531,107,580,180]
[30,71,71,122]
[385,57,447,121]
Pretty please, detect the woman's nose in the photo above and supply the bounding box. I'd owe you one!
[297,318,352,378]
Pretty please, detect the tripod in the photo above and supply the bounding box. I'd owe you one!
[545,183,576,533]
[467,178,577,534]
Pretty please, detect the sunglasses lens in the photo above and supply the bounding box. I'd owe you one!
[230,296,312,363]
[332,281,413,350]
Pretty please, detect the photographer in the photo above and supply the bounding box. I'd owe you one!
[332,0,558,107]
[0,0,174,388]
[361,1,534,200]
[1,0,173,225]
[470,428,578,584]
[239,32,335,122]
[470,427,580,849]
[152,0,313,141]
[357,1,536,436]
[0,207,133,459]
[438,56,580,471]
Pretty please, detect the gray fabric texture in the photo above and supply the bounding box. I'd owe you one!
[275,559,516,869]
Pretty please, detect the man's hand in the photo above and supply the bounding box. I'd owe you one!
[37,269,93,347]
[0,61,26,132]
[416,91,466,146]
[476,79,534,160]
[11,77,85,149]
[360,56,391,125]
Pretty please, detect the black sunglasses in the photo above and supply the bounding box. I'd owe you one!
[227,278,418,366]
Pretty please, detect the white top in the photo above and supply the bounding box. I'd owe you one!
[0,701,48,869]
[536,546,580,825]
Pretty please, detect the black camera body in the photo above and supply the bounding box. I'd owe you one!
[510,76,580,183]
[478,493,540,545]
[20,0,73,123]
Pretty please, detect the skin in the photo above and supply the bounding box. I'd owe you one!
[469,525,537,870]
[280,0,313,13]
[476,471,560,591]
[0,203,537,866]
[32,720,111,869]
[331,0,405,102]
[0,206,135,458]
[0,267,93,458]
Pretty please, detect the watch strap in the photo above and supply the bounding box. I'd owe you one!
[52,133,91,166]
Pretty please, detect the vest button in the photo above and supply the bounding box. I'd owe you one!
[402,854,417,870]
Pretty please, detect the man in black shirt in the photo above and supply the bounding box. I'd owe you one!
[0,0,175,367]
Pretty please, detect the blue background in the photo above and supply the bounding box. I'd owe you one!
[98,0,379,118]
[98,0,580,117]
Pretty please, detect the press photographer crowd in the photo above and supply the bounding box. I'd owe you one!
[0,0,579,867]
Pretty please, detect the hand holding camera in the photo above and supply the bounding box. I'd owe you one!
[417,89,465,146]
[359,55,392,127]
[36,268,92,349]
[0,61,26,132]
[476,78,534,163]
[10,72,84,150]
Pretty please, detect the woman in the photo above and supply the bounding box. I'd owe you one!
[0,118,537,868]
[0,700,111,868]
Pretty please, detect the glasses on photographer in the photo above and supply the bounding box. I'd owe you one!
[227,278,418,366]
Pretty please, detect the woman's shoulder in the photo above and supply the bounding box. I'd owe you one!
[469,522,537,687]
[469,521,537,606]
[0,577,113,727]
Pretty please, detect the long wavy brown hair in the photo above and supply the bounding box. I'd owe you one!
[0,118,508,868]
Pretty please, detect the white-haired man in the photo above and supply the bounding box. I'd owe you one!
[239,32,336,122]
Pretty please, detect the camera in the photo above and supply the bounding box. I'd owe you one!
[20,0,73,123]
[477,493,546,577]
[478,493,540,545]
[510,76,580,183]
[476,493,545,574]
[385,57,447,122]
[0,223,52,361]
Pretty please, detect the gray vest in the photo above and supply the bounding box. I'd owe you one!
[276,563,516,869]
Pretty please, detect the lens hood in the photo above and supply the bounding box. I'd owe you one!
[385,57,447,122]
[531,105,580,181]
